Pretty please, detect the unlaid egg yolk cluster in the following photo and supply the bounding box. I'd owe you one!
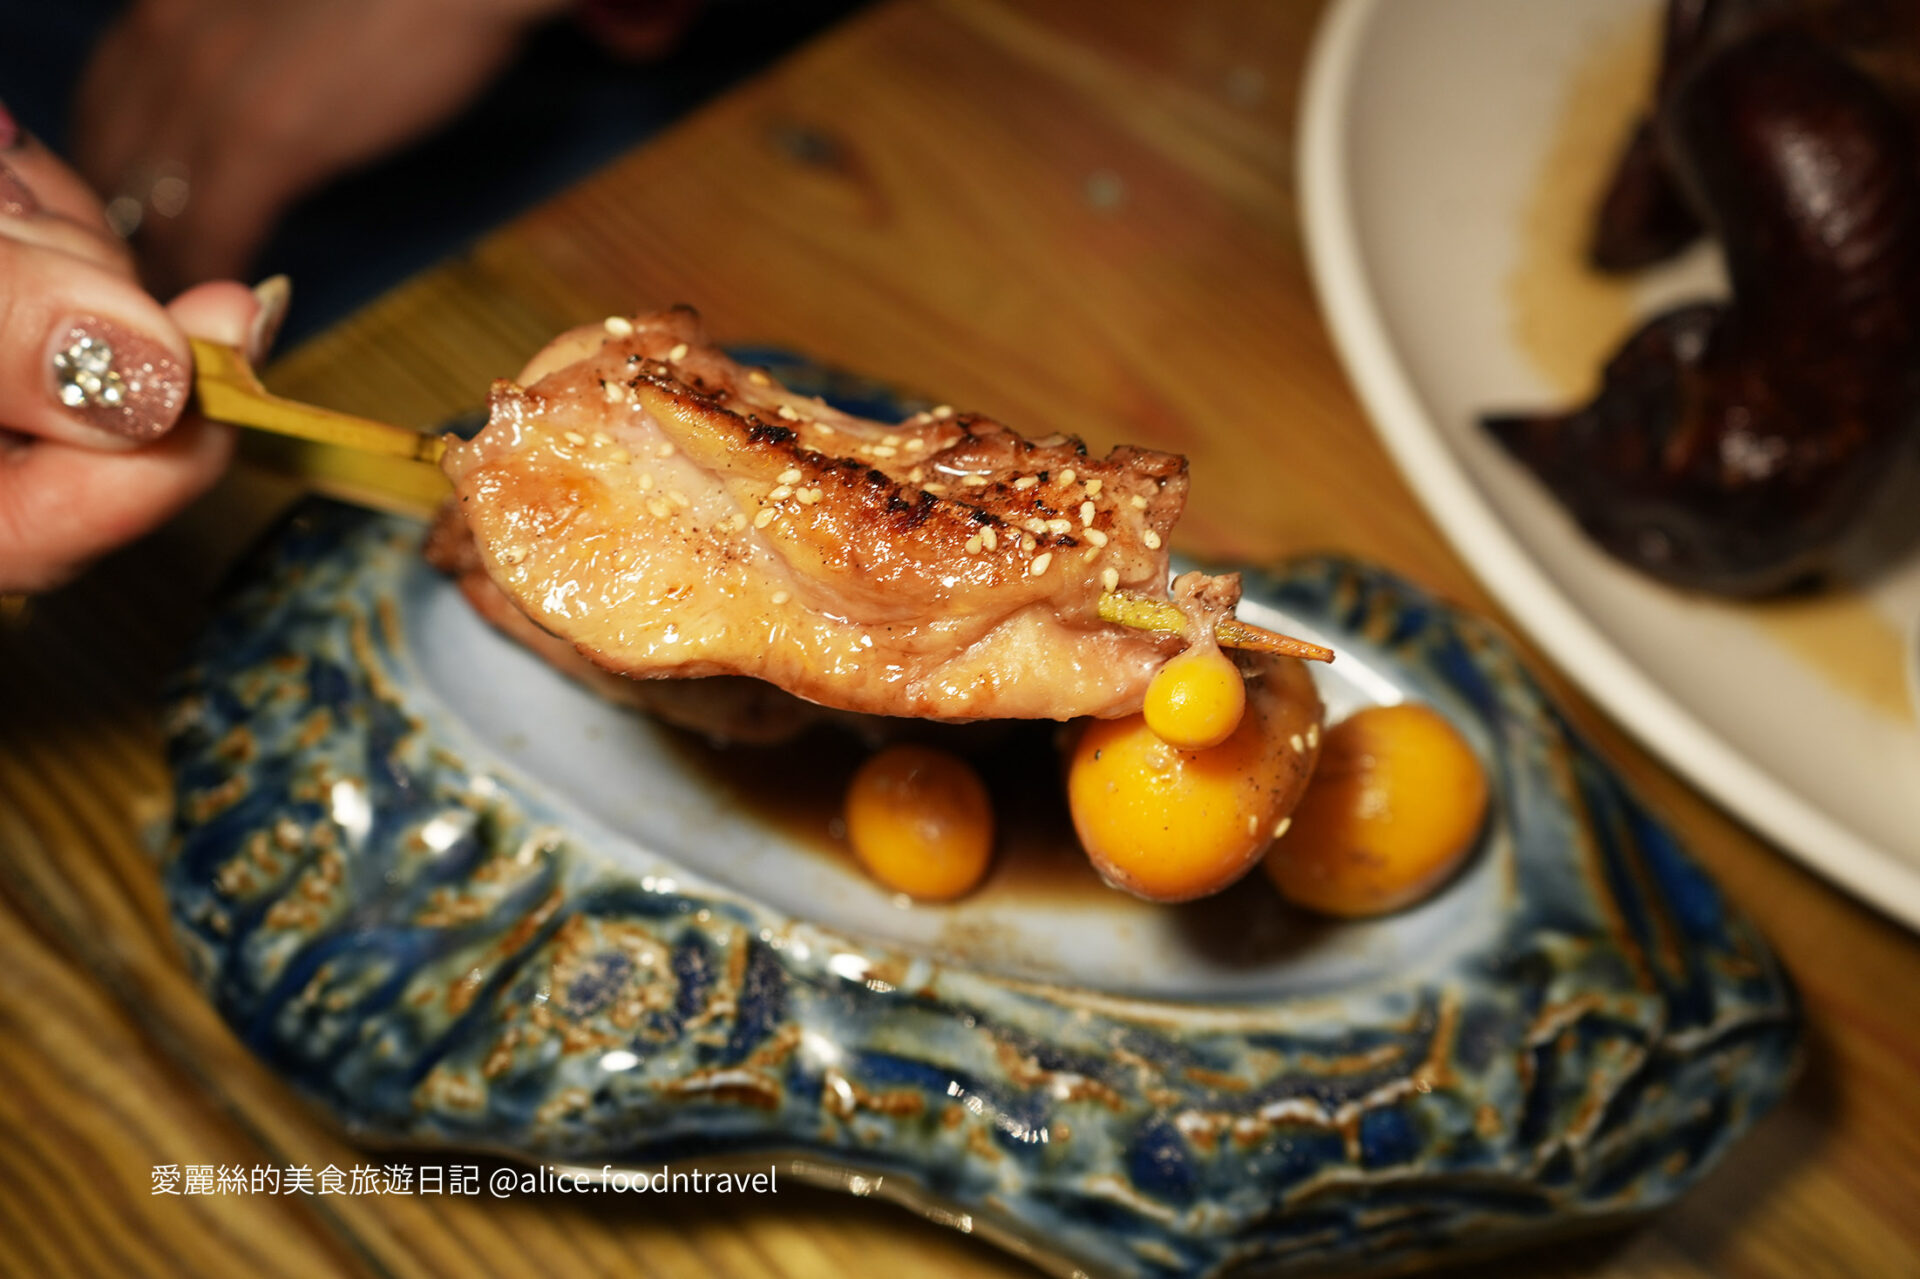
[1142,645,1247,749]
[842,650,1489,916]
[1263,703,1488,916]
[1068,648,1317,902]
[843,744,994,900]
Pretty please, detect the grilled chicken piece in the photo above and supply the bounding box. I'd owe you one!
[424,512,824,744]
[437,307,1216,721]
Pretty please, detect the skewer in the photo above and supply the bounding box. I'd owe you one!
[1098,592,1334,662]
[189,338,451,514]
[191,339,446,461]
[195,339,1330,663]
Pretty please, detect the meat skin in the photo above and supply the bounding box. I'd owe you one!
[438,307,1223,720]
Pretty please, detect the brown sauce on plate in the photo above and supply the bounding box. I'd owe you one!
[1508,11,1656,400]
[662,719,1331,964]
[662,721,1113,904]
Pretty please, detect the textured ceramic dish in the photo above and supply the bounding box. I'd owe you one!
[1298,0,1920,930]
[164,356,1798,1277]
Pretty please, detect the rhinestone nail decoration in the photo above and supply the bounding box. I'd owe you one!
[50,317,184,439]
[55,335,127,408]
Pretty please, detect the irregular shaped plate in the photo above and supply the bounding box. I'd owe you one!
[164,358,1797,1278]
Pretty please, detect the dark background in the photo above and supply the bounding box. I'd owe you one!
[0,0,868,344]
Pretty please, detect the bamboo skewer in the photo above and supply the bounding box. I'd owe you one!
[190,338,452,514]
[192,340,1330,659]
[191,339,446,462]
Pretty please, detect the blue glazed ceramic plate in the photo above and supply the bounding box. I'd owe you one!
[164,355,1798,1278]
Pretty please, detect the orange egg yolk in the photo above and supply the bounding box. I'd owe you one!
[844,744,994,900]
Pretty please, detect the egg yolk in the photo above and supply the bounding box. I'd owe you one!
[1264,702,1488,917]
[1068,656,1323,901]
[844,745,994,900]
[1143,644,1247,750]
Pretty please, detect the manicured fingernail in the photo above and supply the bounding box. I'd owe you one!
[0,100,21,151]
[49,317,186,441]
[247,275,292,362]
[0,160,35,216]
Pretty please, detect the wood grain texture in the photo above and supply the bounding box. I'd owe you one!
[2,0,1917,1275]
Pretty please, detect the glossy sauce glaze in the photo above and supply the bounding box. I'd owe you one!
[663,717,1317,942]
[441,308,1209,722]
[662,720,1112,904]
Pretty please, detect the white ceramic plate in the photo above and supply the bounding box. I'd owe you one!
[1299,0,1920,929]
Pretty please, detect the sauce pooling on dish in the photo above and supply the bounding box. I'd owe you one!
[1508,10,1657,398]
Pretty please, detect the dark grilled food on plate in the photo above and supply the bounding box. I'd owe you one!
[1486,0,1920,596]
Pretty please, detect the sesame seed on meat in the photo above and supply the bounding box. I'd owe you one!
[435,306,1223,722]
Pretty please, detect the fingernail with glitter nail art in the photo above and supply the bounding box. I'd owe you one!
[0,161,35,216]
[49,318,187,441]
[247,275,292,363]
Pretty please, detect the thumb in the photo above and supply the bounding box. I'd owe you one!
[168,275,291,365]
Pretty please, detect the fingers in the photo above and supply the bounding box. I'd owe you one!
[0,94,272,595]
[0,414,233,593]
[76,0,549,292]
[1,123,136,276]
[171,275,290,364]
[0,198,137,275]
[0,268,280,595]
[0,234,191,449]
[71,0,217,228]
[0,279,276,593]
[133,155,285,292]
[75,2,262,288]
[74,0,287,290]
[2,132,122,236]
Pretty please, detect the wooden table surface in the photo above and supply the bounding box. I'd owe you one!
[4,1,1918,1275]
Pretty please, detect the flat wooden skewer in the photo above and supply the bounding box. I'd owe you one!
[189,338,451,515]
[192,339,1328,659]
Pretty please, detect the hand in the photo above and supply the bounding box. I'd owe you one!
[72,0,570,294]
[0,108,282,594]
